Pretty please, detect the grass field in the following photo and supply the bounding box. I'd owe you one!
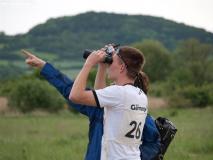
[0,107,212,160]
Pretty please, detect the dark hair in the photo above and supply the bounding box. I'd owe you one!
[117,46,149,94]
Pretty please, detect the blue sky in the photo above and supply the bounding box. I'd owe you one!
[0,0,213,35]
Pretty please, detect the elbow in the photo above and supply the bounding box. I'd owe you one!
[69,91,80,103]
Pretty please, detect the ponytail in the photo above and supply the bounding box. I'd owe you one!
[134,71,149,94]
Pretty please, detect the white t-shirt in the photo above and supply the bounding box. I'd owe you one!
[94,84,148,160]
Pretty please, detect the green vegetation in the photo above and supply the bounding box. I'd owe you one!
[1,38,212,112]
[0,72,66,113]
[8,78,64,112]
[0,107,212,160]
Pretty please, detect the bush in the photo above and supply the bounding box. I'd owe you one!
[149,82,170,97]
[181,84,213,107]
[168,84,213,108]
[8,78,65,112]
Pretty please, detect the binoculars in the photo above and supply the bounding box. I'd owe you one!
[83,44,119,64]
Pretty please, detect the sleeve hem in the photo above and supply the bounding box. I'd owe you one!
[92,90,101,108]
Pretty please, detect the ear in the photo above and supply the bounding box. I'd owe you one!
[120,64,126,73]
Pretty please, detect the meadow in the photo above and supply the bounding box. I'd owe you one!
[0,107,212,160]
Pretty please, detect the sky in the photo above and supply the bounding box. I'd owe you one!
[0,0,213,35]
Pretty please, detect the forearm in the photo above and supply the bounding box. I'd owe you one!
[40,63,73,99]
[41,63,99,116]
[69,49,104,106]
[69,63,92,102]
[94,64,107,89]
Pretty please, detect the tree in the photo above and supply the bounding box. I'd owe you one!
[166,39,213,108]
[172,38,213,86]
[132,40,172,82]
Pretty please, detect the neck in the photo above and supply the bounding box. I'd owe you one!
[114,76,134,86]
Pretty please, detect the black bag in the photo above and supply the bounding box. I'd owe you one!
[152,117,178,160]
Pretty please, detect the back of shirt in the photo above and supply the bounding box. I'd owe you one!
[95,85,148,160]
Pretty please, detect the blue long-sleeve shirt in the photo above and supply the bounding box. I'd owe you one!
[40,63,160,160]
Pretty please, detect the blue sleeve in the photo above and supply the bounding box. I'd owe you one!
[40,63,98,117]
[140,115,161,160]
[142,115,160,142]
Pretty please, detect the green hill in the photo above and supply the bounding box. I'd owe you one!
[0,11,213,79]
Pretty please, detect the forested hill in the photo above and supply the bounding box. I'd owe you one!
[0,11,213,61]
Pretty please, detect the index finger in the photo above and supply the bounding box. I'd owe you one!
[21,49,34,58]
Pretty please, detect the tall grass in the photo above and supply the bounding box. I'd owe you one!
[0,107,212,160]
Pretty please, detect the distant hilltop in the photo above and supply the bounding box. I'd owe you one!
[0,11,213,59]
[0,11,213,79]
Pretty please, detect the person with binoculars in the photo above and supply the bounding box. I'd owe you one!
[69,45,149,160]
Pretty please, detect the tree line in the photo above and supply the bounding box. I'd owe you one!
[0,38,212,113]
